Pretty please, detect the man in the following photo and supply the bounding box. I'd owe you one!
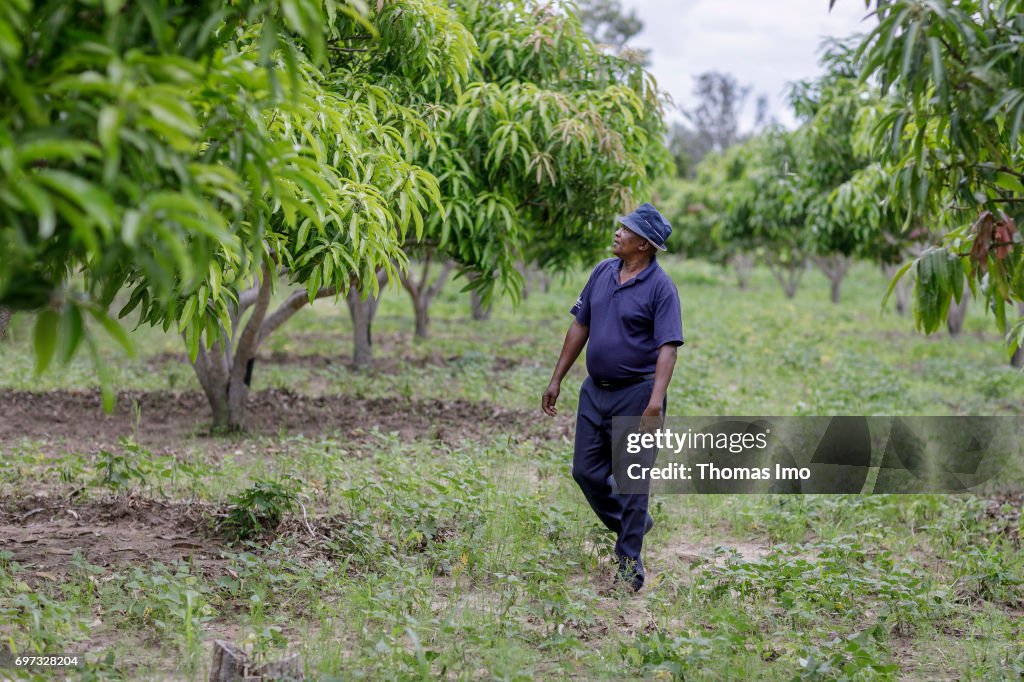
[542,202,684,593]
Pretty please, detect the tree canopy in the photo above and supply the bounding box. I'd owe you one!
[848,0,1023,354]
[1,0,670,426]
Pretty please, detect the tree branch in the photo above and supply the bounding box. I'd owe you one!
[231,285,261,329]
[397,268,418,297]
[230,263,273,389]
[937,35,966,68]
[517,199,547,209]
[428,261,456,299]
[995,165,1024,181]
[258,285,338,344]
[419,249,433,291]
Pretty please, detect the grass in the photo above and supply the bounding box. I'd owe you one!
[0,256,1022,680]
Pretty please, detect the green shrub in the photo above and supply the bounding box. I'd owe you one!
[221,478,300,543]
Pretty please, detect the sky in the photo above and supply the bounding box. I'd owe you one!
[625,0,876,130]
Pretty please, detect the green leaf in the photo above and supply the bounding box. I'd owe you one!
[882,260,914,310]
[87,335,116,413]
[927,37,945,100]
[179,295,197,328]
[16,139,101,166]
[89,309,136,358]
[118,287,147,320]
[950,255,964,304]
[59,306,84,363]
[12,179,56,239]
[103,0,127,16]
[34,310,58,375]
[34,170,116,234]
[98,105,122,154]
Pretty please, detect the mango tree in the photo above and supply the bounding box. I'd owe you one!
[167,1,473,426]
[381,0,669,342]
[655,172,738,282]
[789,40,875,304]
[720,130,812,299]
[848,0,1024,363]
[0,0,317,379]
[0,0,383,386]
[0,0,473,428]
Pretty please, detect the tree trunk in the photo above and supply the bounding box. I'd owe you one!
[516,261,534,301]
[398,249,454,340]
[192,339,231,428]
[1011,302,1024,369]
[882,263,910,315]
[189,264,339,431]
[346,284,379,370]
[813,254,851,304]
[413,298,429,338]
[466,271,493,321]
[516,261,532,299]
[766,256,805,300]
[946,295,969,337]
[731,253,754,290]
[470,288,492,320]
[0,306,11,340]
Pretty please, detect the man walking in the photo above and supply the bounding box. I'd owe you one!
[542,203,684,592]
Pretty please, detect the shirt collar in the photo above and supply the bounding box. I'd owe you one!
[613,255,659,286]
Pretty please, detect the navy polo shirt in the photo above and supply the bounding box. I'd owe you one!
[570,256,684,381]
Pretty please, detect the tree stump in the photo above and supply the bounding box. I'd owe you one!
[210,641,248,681]
[209,641,304,681]
[253,653,303,681]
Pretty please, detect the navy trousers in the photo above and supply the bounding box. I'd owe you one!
[572,376,662,566]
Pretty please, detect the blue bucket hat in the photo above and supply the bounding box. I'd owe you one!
[616,202,672,251]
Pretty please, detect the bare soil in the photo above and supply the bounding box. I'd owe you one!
[0,492,379,583]
[148,329,544,375]
[0,388,568,453]
[0,385,571,590]
[0,492,225,581]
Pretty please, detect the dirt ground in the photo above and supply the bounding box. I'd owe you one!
[0,385,571,586]
[0,491,380,585]
[0,493,226,581]
[0,388,569,453]
[148,330,544,376]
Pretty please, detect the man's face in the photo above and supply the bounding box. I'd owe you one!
[612,224,651,259]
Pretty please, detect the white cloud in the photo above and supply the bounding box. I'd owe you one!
[627,0,874,128]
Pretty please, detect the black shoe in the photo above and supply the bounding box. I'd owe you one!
[644,513,654,535]
[614,557,645,592]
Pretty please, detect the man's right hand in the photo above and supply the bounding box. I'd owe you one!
[542,381,560,416]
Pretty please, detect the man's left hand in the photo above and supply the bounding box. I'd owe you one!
[639,403,663,433]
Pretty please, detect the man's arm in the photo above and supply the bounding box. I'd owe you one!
[542,320,589,416]
[641,343,678,428]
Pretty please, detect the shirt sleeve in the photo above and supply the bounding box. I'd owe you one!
[570,265,599,327]
[653,281,685,348]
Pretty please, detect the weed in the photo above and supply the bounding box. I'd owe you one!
[117,562,215,654]
[221,477,301,543]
